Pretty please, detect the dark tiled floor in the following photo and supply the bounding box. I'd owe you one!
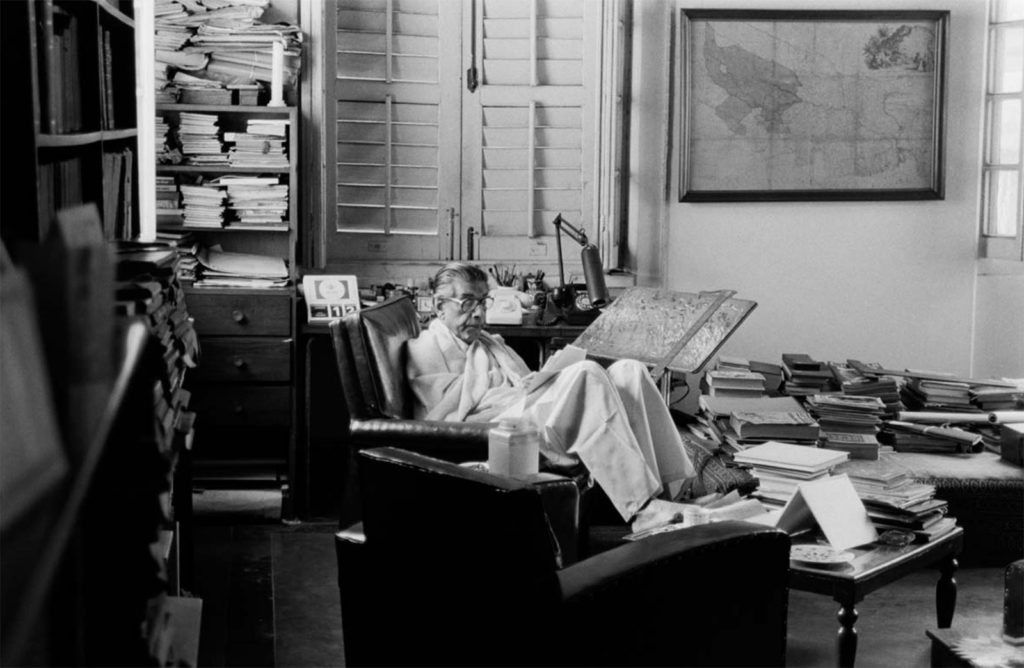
[190,494,1009,668]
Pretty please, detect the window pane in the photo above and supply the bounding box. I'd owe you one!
[994,0,1024,22]
[988,98,1022,164]
[984,169,1021,237]
[990,26,1023,94]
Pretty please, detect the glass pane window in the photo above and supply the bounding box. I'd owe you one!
[990,25,1023,94]
[980,3,1024,261]
[988,98,1022,164]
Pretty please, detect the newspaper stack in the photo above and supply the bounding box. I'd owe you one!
[175,112,227,166]
[179,183,227,228]
[151,0,302,99]
[214,175,289,227]
[226,119,289,168]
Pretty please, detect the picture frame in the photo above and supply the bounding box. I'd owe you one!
[678,10,948,202]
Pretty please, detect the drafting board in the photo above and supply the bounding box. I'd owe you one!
[572,287,757,375]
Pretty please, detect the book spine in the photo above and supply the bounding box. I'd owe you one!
[103,29,114,129]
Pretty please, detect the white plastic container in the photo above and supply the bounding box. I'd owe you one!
[488,418,540,478]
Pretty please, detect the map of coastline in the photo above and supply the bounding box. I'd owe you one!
[687,21,938,192]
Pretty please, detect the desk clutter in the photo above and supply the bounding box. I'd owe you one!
[645,352,1024,554]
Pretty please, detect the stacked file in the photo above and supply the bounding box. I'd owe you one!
[805,393,887,460]
[833,360,904,418]
[224,178,288,226]
[733,440,849,508]
[155,175,183,225]
[728,407,819,443]
[969,385,1024,411]
[179,183,227,228]
[901,376,976,412]
[781,353,836,396]
[716,356,784,396]
[705,369,766,398]
[882,420,983,454]
[175,112,226,166]
[226,119,289,169]
[694,395,813,453]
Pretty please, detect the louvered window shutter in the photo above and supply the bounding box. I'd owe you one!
[330,0,462,261]
[462,0,598,263]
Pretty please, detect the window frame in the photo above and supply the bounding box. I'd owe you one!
[979,1,1024,264]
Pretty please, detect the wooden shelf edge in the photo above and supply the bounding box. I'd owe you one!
[94,0,134,28]
[156,104,296,114]
[1,320,150,665]
[156,165,289,174]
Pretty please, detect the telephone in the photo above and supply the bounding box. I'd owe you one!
[554,282,601,325]
[485,287,523,325]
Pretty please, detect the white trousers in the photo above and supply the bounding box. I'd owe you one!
[503,359,696,521]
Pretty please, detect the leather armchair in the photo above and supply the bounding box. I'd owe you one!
[336,447,791,667]
[329,296,492,461]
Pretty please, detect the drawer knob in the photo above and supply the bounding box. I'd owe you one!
[232,309,247,324]
[233,356,247,369]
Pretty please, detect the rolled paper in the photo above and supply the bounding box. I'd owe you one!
[268,39,285,106]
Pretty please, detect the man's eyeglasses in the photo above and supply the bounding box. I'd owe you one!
[437,295,495,314]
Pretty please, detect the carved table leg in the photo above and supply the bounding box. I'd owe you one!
[937,556,958,628]
[836,600,858,668]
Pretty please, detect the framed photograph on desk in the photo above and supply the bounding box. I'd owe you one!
[678,10,948,202]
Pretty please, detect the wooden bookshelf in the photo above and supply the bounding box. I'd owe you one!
[0,0,140,250]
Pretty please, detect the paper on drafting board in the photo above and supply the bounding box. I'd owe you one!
[776,474,878,551]
[572,287,757,374]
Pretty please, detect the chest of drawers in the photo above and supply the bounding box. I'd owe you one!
[186,288,295,490]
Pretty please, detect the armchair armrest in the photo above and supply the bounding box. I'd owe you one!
[553,521,791,667]
[349,419,491,461]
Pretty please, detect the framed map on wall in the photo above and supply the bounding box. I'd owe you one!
[678,10,949,202]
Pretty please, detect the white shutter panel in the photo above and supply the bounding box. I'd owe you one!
[329,0,461,261]
[463,0,598,263]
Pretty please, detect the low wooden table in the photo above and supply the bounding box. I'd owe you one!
[788,527,964,667]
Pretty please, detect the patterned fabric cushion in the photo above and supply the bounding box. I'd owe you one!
[677,434,757,499]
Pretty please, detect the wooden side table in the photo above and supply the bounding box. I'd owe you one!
[789,527,964,667]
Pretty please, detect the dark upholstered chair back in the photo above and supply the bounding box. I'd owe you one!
[338,447,792,667]
[330,296,420,421]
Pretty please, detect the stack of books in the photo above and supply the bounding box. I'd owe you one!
[733,440,849,508]
[705,369,766,397]
[179,183,227,228]
[804,393,887,460]
[155,176,183,225]
[833,360,904,418]
[970,385,1024,411]
[728,406,819,444]
[882,420,983,454]
[220,176,289,227]
[781,353,836,396]
[694,394,814,453]
[902,376,976,412]
[716,356,784,396]
[226,119,289,169]
[175,112,227,166]
[834,455,957,542]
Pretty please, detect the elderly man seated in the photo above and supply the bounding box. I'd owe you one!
[406,262,697,530]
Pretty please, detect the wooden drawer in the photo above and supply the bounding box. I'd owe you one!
[192,338,292,382]
[191,386,291,426]
[188,292,292,336]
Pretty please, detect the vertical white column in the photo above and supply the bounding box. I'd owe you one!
[268,39,286,107]
[134,0,155,241]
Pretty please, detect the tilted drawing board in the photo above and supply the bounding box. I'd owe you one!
[572,287,757,375]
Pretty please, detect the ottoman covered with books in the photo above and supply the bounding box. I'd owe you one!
[894,451,1023,566]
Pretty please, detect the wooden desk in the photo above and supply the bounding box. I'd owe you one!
[789,528,964,667]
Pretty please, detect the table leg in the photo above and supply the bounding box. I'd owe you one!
[836,600,858,668]
[936,556,958,628]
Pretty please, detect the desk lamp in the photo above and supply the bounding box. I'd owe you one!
[551,213,610,316]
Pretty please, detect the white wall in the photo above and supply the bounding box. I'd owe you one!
[629,0,1024,377]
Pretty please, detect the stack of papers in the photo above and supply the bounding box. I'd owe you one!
[734,441,848,507]
[195,248,288,288]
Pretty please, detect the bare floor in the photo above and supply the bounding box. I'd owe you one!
[190,491,1008,667]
